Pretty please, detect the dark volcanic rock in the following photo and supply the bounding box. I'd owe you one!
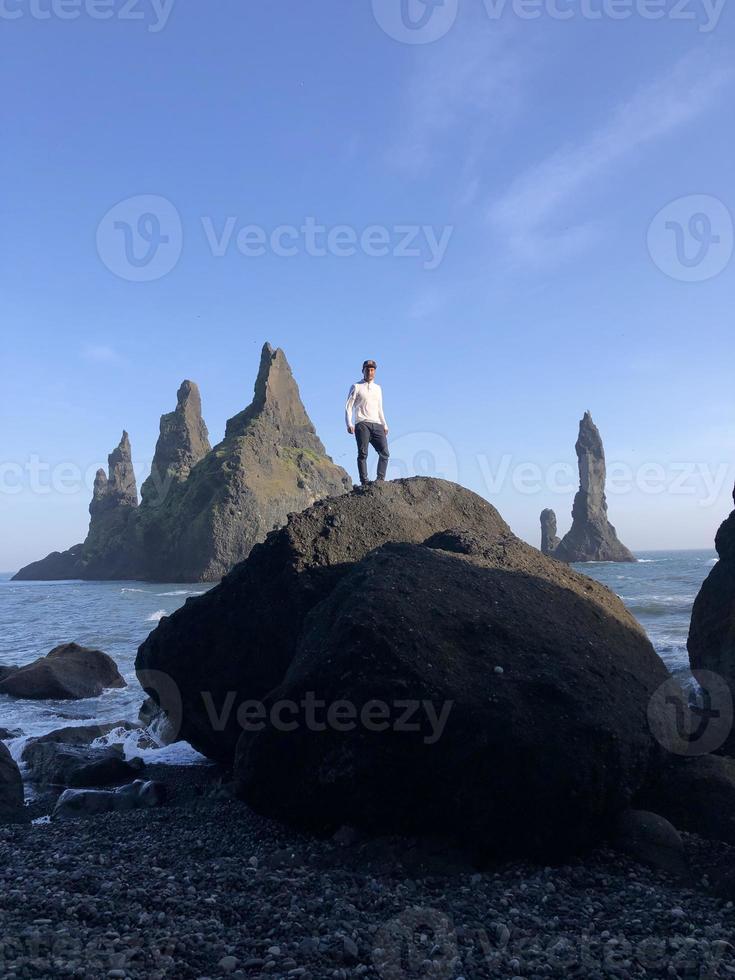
[139,379,211,507]
[27,721,140,747]
[234,539,669,861]
[136,478,522,763]
[137,342,351,581]
[688,483,735,753]
[52,779,166,820]
[12,432,141,581]
[540,507,560,556]
[0,742,27,825]
[22,741,143,788]
[634,753,735,845]
[13,343,350,583]
[609,809,689,879]
[0,643,127,700]
[552,412,636,563]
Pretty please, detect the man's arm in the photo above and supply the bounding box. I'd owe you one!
[378,387,388,431]
[345,384,357,432]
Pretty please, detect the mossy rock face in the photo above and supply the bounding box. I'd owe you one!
[12,344,351,583]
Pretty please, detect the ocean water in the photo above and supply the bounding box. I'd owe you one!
[0,549,718,770]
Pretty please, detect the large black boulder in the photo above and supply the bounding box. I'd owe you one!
[235,538,670,861]
[0,643,127,700]
[0,743,27,825]
[136,478,514,762]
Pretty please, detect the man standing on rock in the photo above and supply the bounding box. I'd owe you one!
[345,359,390,486]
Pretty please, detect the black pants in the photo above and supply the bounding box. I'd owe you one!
[355,421,389,484]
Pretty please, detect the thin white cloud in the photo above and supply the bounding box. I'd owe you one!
[81,345,124,364]
[389,17,528,176]
[489,49,733,263]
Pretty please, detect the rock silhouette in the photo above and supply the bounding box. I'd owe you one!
[540,508,560,556]
[0,643,127,700]
[687,481,735,754]
[12,343,351,582]
[542,412,636,563]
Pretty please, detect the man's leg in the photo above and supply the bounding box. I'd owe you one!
[369,423,390,481]
[355,422,370,485]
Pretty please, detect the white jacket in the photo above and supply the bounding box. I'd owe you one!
[345,380,387,428]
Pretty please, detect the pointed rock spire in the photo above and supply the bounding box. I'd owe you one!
[141,380,211,506]
[90,431,138,519]
[551,412,635,563]
[224,343,323,450]
[540,508,560,556]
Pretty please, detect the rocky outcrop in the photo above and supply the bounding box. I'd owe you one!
[0,643,127,700]
[52,779,166,821]
[139,380,211,507]
[688,483,735,755]
[540,508,560,556]
[13,343,351,583]
[21,741,143,788]
[634,753,735,845]
[137,343,352,581]
[233,533,668,862]
[137,475,671,860]
[609,810,688,879]
[544,412,636,563]
[136,478,520,762]
[0,743,27,825]
[12,432,142,580]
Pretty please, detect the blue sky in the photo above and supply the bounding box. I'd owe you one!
[1,0,733,571]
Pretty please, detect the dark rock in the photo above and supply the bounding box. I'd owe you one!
[234,535,669,862]
[0,665,20,683]
[610,809,689,879]
[0,727,22,740]
[21,740,144,788]
[634,753,735,845]
[51,779,166,820]
[13,343,351,583]
[0,643,127,700]
[139,379,211,507]
[27,720,139,747]
[550,412,636,563]
[12,432,141,580]
[688,482,735,754]
[0,742,27,825]
[136,478,521,763]
[540,508,560,556]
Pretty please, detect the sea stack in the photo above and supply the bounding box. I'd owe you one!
[543,412,636,563]
[540,508,560,556]
[12,431,142,580]
[13,343,351,583]
[688,481,735,753]
[139,380,211,507]
[139,343,352,581]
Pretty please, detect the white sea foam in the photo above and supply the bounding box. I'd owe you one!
[155,590,206,596]
[121,588,146,593]
[146,609,168,622]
